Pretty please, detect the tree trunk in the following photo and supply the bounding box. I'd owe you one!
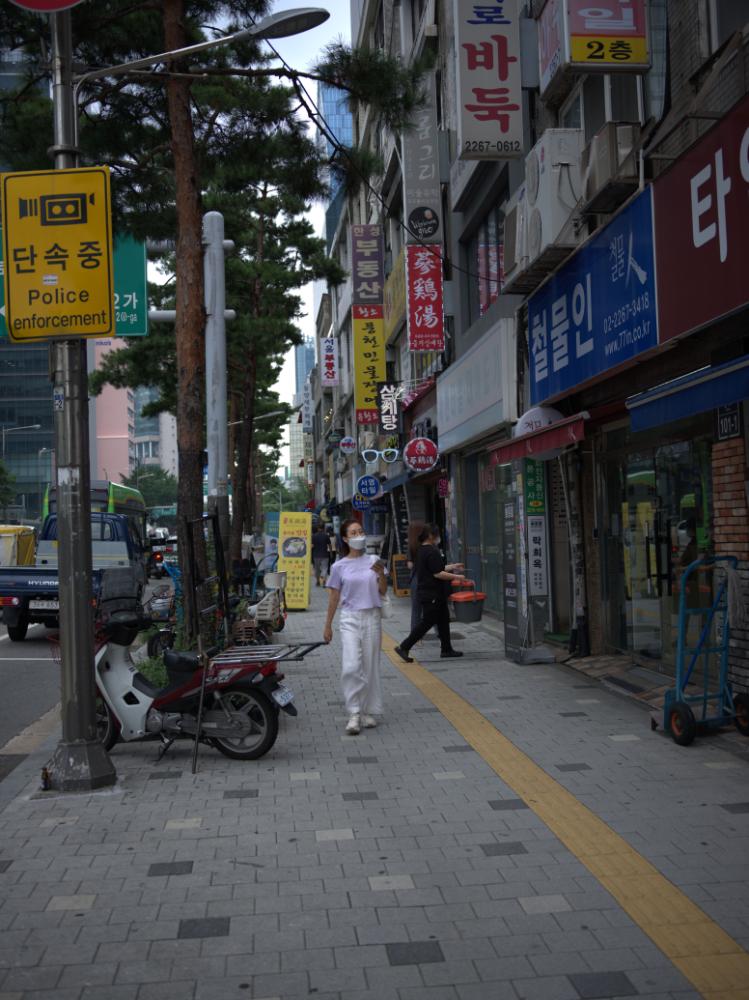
[229,349,257,564]
[164,0,206,638]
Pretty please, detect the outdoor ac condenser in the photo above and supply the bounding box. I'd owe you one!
[524,128,584,266]
[581,121,641,214]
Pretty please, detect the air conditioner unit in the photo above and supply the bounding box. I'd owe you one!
[525,128,584,268]
[581,122,641,214]
[500,184,528,292]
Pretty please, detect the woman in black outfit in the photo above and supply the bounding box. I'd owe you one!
[394,523,465,661]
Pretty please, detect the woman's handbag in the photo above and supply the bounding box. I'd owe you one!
[380,590,393,619]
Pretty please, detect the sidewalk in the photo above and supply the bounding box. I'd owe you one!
[0,584,748,999]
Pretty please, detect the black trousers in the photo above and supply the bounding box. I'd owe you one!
[401,598,452,653]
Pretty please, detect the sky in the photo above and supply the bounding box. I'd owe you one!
[260,0,352,469]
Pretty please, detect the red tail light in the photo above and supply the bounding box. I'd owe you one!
[0,596,20,607]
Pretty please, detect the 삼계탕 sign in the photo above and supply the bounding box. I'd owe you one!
[2,167,114,341]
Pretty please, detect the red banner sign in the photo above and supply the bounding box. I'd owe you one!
[406,244,445,352]
[653,93,749,344]
[9,0,85,9]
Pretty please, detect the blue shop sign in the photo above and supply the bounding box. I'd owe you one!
[352,493,371,511]
[356,475,380,498]
[528,187,658,405]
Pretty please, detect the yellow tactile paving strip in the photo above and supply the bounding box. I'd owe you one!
[382,633,749,1000]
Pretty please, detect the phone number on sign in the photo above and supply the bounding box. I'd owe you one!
[602,293,651,335]
[463,139,522,154]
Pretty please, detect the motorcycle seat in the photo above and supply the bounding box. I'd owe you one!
[163,649,201,673]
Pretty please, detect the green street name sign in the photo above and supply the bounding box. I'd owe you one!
[0,232,147,339]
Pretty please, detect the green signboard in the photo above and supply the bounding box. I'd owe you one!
[524,459,546,515]
[0,233,147,338]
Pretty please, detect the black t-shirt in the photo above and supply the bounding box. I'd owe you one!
[415,544,447,602]
[312,531,330,559]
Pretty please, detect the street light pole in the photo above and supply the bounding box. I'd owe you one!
[46,11,116,792]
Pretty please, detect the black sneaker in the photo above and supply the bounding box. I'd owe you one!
[393,645,414,663]
[440,649,464,659]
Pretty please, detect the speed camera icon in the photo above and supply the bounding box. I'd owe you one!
[18,191,95,226]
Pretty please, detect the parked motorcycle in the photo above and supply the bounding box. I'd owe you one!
[94,607,322,760]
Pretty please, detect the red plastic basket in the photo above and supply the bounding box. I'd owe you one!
[449,581,486,623]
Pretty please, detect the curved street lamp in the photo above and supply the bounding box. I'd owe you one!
[71,7,330,146]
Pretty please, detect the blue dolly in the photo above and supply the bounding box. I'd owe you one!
[661,555,749,745]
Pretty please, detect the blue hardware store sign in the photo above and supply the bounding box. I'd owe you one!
[528,187,658,405]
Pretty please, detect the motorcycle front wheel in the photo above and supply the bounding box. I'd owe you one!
[96,693,118,751]
[210,687,279,760]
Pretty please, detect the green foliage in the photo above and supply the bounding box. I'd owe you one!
[136,654,169,689]
[121,465,178,508]
[0,461,16,510]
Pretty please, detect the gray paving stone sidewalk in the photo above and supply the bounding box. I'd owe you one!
[0,581,746,999]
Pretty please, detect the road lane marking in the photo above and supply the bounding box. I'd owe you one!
[381,632,749,1000]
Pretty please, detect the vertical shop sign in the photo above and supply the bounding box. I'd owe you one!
[384,247,407,340]
[527,514,548,596]
[391,485,411,554]
[320,335,339,387]
[302,378,313,432]
[277,511,312,610]
[454,0,524,161]
[351,224,384,305]
[377,382,403,434]
[503,497,520,661]
[353,305,386,424]
[538,0,564,96]
[402,72,443,245]
[351,225,386,424]
[524,458,545,513]
[406,244,445,352]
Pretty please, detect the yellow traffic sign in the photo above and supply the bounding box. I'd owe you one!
[1,166,114,341]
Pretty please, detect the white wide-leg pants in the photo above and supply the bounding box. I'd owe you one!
[339,608,383,716]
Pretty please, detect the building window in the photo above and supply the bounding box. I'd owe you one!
[466,201,503,326]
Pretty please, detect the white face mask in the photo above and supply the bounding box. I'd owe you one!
[348,535,367,550]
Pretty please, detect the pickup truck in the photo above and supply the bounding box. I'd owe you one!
[0,513,147,641]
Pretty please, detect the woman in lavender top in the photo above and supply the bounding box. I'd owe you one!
[323,518,388,735]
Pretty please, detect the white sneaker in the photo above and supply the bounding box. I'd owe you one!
[361,714,377,728]
[345,714,361,735]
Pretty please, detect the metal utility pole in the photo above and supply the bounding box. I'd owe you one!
[46,11,116,791]
[204,211,233,566]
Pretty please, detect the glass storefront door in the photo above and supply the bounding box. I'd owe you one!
[601,422,713,673]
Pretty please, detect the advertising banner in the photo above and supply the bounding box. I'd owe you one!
[384,247,407,341]
[301,378,313,432]
[402,72,443,244]
[277,511,312,610]
[406,244,445,352]
[653,92,749,345]
[351,224,384,305]
[528,186,658,404]
[538,0,650,97]
[567,0,649,69]
[454,0,524,160]
[353,304,386,424]
[320,335,339,387]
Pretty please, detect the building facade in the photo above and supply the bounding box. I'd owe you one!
[311,0,749,694]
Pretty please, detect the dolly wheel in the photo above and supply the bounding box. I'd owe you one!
[734,694,749,738]
[669,702,697,746]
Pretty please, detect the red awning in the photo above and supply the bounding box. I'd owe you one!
[490,413,587,466]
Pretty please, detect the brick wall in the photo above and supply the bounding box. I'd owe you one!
[712,436,749,693]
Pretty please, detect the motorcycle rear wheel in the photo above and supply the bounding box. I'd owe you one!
[96,694,118,751]
[210,686,279,760]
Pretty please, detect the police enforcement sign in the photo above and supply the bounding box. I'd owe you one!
[1,166,114,342]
